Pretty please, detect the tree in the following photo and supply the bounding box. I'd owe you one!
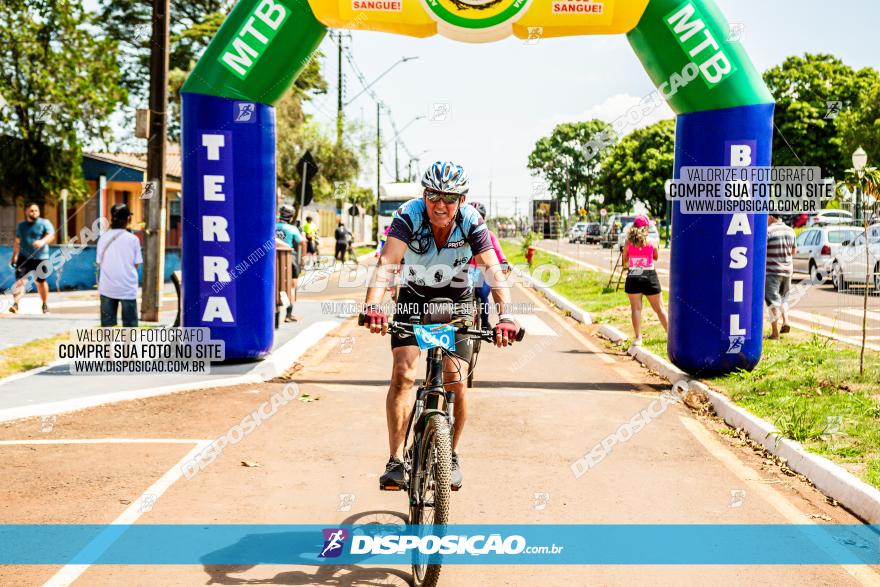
[836,79,880,167]
[836,165,880,376]
[598,119,675,218]
[763,54,880,180]
[98,0,231,96]
[527,120,614,217]
[274,52,364,218]
[99,0,231,144]
[0,0,126,205]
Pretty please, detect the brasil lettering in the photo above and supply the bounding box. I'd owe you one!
[723,142,754,353]
[665,1,736,88]
[197,131,237,325]
[218,0,290,79]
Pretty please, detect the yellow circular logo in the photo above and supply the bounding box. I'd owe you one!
[422,0,531,37]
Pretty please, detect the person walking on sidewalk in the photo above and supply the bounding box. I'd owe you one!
[275,204,304,322]
[303,215,319,269]
[622,214,668,346]
[334,222,352,263]
[9,202,55,314]
[765,214,797,339]
[96,204,143,327]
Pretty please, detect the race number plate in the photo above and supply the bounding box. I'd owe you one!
[413,324,456,352]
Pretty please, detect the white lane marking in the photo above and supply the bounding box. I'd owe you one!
[678,417,880,586]
[516,284,639,384]
[789,309,863,331]
[839,308,880,321]
[0,438,204,445]
[512,313,559,337]
[42,439,213,587]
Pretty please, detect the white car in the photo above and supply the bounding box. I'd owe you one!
[829,225,880,292]
[794,226,862,282]
[807,209,854,227]
[568,222,588,243]
[617,222,661,251]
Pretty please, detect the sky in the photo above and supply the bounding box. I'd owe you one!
[80,0,879,216]
[300,0,879,216]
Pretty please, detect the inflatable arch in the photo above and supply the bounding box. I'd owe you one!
[180,0,775,375]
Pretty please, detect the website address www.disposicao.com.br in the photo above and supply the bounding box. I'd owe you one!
[318,528,564,562]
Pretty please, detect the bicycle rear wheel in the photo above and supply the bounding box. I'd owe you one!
[409,414,452,587]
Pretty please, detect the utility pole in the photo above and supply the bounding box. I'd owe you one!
[142,0,169,323]
[394,140,399,182]
[336,31,344,147]
[488,181,493,220]
[374,102,381,242]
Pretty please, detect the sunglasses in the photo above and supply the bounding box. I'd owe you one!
[424,189,462,204]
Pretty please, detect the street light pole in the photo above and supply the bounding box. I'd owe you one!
[853,146,868,223]
[344,56,419,107]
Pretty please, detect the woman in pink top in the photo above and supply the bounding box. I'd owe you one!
[621,215,668,346]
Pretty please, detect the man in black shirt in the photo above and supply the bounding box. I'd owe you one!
[334,222,352,263]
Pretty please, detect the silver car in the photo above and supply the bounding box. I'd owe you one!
[829,224,880,292]
[793,226,862,282]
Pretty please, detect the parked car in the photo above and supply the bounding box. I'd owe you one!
[794,226,863,283]
[568,222,588,243]
[583,222,602,244]
[807,209,854,227]
[829,225,880,292]
[617,221,661,251]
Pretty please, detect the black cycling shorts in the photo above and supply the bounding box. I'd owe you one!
[15,257,48,282]
[390,287,476,362]
[624,269,662,296]
[291,257,300,279]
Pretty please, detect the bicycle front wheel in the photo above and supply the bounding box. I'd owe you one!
[410,414,452,587]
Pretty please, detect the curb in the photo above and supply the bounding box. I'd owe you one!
[512,266,591,325]
[0,320,341,424]
[597,323,880,524]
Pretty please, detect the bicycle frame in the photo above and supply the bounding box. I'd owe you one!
[406,344,456,502]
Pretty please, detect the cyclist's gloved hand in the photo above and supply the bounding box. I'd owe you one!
[364,304,388,335]
[494,315,519,348]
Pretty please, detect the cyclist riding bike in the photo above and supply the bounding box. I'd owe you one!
[466,202,509,329]
[361,161,520,490]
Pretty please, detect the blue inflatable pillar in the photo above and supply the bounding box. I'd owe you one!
[668,103,775,375]
[181,94,276,360]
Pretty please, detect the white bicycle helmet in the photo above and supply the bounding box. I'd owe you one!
[421,161,469,195]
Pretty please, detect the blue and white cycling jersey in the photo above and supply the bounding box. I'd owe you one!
[387,198,494,299]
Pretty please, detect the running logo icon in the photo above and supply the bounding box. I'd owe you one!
[234,102,256,123]
[726,335,745,354]
[319,528,348,558]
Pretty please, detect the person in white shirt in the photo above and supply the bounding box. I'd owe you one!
[96,204,143,326]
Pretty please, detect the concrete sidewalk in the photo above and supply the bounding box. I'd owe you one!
[0,299,345,422]
[0,284,179,350]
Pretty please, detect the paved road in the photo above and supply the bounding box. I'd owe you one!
[538,239,880,349]
[0,267,875,586]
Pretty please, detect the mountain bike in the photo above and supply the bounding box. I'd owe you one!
[359,300,524,586]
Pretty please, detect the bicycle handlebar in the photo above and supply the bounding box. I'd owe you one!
[357,314,526,343]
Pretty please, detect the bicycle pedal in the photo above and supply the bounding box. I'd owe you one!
[380,483,404,491]
[451,484,461,492]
